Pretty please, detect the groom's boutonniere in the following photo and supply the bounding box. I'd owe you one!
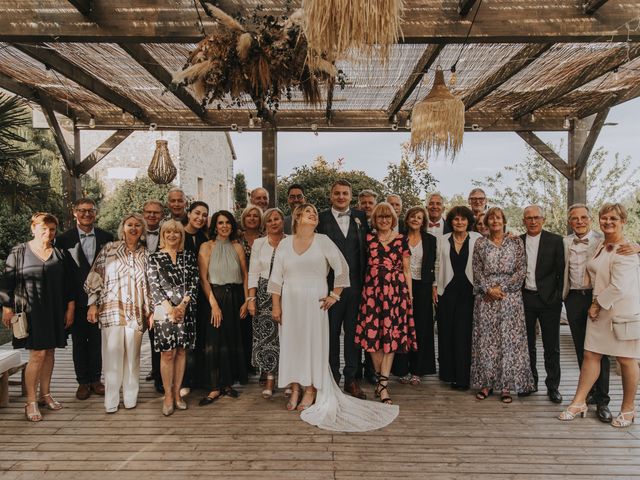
[354,217,362,229]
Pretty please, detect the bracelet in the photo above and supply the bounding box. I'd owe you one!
[329,291,341,301]
[246,297,256,302]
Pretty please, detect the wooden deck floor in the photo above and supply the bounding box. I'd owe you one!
[1,326,639,479]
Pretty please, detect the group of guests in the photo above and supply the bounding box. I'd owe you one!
[1,183,639,432]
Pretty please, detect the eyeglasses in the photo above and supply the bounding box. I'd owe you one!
[288,194,304,200]
[569,216,590,222]
[75,208,96,215]
[469,197,486,202]
[377,215,393,220]
[143,210,163,216]
[524,216,543,222]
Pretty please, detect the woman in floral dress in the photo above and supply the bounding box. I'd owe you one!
[355,202,417,405]
[470,207,534,403]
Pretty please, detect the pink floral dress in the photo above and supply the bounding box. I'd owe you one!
[355,233,417,353]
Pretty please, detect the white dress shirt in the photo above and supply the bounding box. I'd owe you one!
[568,230,595,290]
[427,217,445,237]
[525,233,541,290]
[77,226,96,264]
[146,228,160,253]
[331,207,351,237]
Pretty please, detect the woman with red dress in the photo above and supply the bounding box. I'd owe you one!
[355,202,417,404]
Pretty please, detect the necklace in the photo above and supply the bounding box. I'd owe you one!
[453,234,467,244]
[378,231,394,244]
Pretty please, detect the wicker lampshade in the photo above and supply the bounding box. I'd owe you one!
[148,140,177,184]
[410,67,465,159]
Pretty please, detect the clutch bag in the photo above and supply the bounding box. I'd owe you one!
[11,312,28,339]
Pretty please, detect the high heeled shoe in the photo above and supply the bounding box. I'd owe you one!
[286,387,300,411]
[262,374,275,399]
[174,398,188,410]
[24,402,42,422]
[297,388,316,411]
[376,375,392,405]
[558,403,588,421]
[38,393,62,410]
[162,403,174,416]
[611,409,636,428]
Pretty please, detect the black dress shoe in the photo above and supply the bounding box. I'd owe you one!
[145,371,155,382]
[596,405,613,423]
[199,392,222,406]
[547,389,563,404]
[517,387,538,397]
[222,386,239,398]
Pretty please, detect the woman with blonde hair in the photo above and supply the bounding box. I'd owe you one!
[85,213,151,413]
[1,213,74,422]
[148,220,199,415]
[560,203,640,427]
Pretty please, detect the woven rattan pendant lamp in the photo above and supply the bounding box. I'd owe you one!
[410,66,465,159]
[148,140,177,184]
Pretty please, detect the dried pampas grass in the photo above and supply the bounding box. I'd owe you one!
[302,0,403,64]
[410,68,465,160]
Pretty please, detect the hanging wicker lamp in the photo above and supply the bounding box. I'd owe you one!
[302,0,403,64]
[410,66,465,160]
[148,140,177,184]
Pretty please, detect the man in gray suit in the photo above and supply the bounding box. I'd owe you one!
[283,184,305,234]
[563,204,611,422]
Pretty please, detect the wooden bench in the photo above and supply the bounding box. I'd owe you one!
[0,350,26,406]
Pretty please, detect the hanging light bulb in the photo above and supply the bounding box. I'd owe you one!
[89,115,96,129]
[530,111,536,122]
[450,65,457,86]
[121,109,127,121]
[405,117,412,129]
[563,117,570,129]
[311,123,318,136]
[248,115,255,129]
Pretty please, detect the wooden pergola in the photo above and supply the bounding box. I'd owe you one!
[0,1,639,205]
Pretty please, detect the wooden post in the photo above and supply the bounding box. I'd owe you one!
[262,127,277,208]
[62,128,82,223]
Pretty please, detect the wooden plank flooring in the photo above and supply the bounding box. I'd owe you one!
[1,326,639,479]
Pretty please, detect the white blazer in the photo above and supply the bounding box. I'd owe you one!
[590,240,640,315]
[435,231,482,296]
[562,230,603,300]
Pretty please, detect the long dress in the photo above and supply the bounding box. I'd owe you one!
[268,234,398,432]
[147,250,199,352]
[201,239,247,390]
[1,243,70,350]
[355,233,417,353]
[470,236,534,393]
[437,236,475,387]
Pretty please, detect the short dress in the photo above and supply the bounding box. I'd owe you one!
[355,233,417,354]
[148,250,199,352]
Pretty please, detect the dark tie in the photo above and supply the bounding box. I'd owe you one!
[573,238,588,245]
[147,231,159,236]
[429,222,440,228]
[80,233,94,239]
[338,211,351,218]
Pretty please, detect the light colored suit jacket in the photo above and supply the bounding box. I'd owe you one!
[562,230,603,300]
[589,241,640,315]
[435,231,482,295]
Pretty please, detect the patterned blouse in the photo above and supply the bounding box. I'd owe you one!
[84,241,151,331]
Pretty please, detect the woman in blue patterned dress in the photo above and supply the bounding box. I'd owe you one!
[470,207,534,403]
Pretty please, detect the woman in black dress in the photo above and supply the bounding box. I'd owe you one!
[433,206,481,390]
[148,220,199,416]
[1,213,74,422]
[181,201,209,394]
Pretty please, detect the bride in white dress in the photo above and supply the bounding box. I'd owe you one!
[268,204,398,432]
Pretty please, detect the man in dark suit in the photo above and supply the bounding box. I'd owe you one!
[317,179,369,399]
[56,197,113,400]
[283,184,305,234]
[520,205,565,403]
[386,194,405,232]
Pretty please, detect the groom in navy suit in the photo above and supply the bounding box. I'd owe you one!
[56,198,113,400]
[317,179,369,399]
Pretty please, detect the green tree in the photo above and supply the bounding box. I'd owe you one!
[474,143,640,235]
[234,172,248,210]
[276,156,384,213]
[97,177,172,235]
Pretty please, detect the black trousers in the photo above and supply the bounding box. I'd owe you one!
[147,329,161,386]
[523,290,562,391]
[71,306,102,385]
[565,289,610,406]
[328,285,361,385]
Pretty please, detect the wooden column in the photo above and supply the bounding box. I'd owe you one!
[64,128,82,201]
[262,127,277,207]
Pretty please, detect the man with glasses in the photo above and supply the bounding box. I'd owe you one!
[520,205,565,403]
[468,188,488,222]
[283,184,305,234]
[142,199,165,392]
[56,198,113,400]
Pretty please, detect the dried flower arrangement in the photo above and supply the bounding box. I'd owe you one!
[173,4,338,118]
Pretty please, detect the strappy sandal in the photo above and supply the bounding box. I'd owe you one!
[500,391,513,404]
[38,393,63,410]
[558,403,588,421]
[398,374,412,385]
[475,388,493,400]
[409,375,421,386]
[612,409,636,428]
[297,387,316,411]
[377,375,392,405]
[286,387,301,411]
[262,374,275,399]
[24,402,42,422]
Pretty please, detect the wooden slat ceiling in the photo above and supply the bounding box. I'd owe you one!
[0,0,637,132]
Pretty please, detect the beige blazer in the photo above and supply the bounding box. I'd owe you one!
[562,230,603,300]
[589,241,640,315]
[434,231,482,296]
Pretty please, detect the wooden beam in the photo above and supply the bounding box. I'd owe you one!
[462,44,551,109]
[40,96,75,172]
[0,71,80,120]
[119,43,207,121]
[74,130,132,175]
[583,0,608,14]
[387,44,444,118]
[458,0,478,16]
[11,43,150,123]
[67,0,93,16]
[512,44,640,119]
[516,131,570,178]
[262,127,277,207]
[0,1,637,43]
[575,82,640,119]
[574,109,609,178]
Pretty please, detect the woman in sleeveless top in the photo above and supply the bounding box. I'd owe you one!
[197,210,249,405]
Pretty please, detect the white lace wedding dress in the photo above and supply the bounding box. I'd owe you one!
[268,234,399,432]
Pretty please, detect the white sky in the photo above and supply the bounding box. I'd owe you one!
[230,97,639,199]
